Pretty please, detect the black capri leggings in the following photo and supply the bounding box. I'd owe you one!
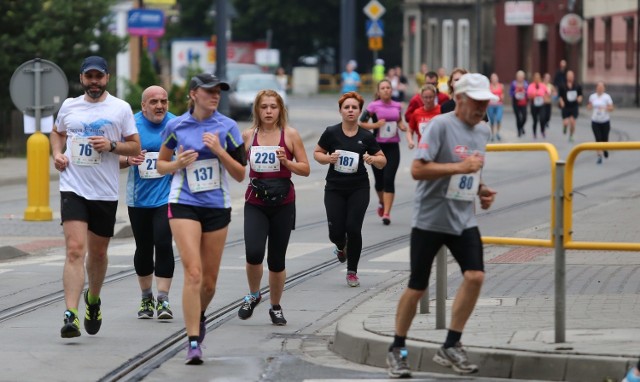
[372,142,400,193]
[244,202,295,273]
[591,120,610,143]
[324,187,370,273]
[128,205,174,278]
[408,227,484,290]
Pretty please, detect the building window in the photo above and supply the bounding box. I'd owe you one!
[442,19,454,71]
[603,16,612,70]
[587,18,595,68]
[457,19,470,70]
[427,18,439,71]
[625,16,635,70]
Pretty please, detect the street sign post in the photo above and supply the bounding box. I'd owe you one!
[363,0,386,58]
[127,9,165,37]
[368,36,383,51]
[9,58,68,221]
[363,0,386,20]
[366,19,384,37]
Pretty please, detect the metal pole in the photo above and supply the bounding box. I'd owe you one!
[475,0,481,72]
[436,246,447,329]
[636,0,640,107]
[34,59,42,133]
[215,0,229,115]
[554,161,566,343]
[340,0,356,73]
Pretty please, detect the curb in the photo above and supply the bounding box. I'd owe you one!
[331,314,636,381]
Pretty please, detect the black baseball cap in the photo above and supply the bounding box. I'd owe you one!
[189,73,230,91]
[80,56,108,74]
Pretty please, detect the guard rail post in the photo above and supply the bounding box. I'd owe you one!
[554,161,566,343]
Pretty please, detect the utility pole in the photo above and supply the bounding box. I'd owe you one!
[340,0,356,73]
[215,0,229,115]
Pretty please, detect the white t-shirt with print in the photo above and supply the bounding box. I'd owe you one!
[55,94,138,201]
[588,93,613,123]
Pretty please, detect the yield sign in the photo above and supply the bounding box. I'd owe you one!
[366,20,384,37]
[363,0,386,20]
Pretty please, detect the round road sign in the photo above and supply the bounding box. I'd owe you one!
[10,58,68,117]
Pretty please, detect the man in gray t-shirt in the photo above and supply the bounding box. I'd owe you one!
[386,73,498,378]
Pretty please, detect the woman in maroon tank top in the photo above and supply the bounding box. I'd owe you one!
[237,90,310,325]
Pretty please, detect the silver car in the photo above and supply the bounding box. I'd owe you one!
[229,73,287,119]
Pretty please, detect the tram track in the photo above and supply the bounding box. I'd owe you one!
[2,157,638,326]
[97,234,410,382]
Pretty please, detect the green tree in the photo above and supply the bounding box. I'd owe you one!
[0,0,126,153]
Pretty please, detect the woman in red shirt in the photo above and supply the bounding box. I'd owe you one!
[406,84,441,149]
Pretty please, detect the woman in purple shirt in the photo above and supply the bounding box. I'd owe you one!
[359,79,407,225]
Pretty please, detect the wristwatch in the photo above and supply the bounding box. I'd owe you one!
[109,140,117,152]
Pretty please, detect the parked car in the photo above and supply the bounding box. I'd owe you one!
[212,63,262,84]
[229,73,287,119]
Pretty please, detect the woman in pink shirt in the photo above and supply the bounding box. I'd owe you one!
[526,72,548,139]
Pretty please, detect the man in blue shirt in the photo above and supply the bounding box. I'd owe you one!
[121,85,176,320]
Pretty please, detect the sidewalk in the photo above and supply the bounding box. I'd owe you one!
[332,183,640,381]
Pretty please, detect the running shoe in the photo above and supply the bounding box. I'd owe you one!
[198,319,206,344]
[60,310,81,338]
[386,347,411,378]
[623,367,640,382]
[156,299,173,319]
[185,341,203,365]
[496,133,502,141]
[563,125,567,135]
[238,294,261,320]
[83,290,102,335]
[382,214,391,226]
[377,203,384,217]
[334,246,346,263]
[269,308,287,326]
[568,135,574,143]
[596,156,603,165]
[433,342,478,374]
[346,272,360,287]
[604,150,609,158]
[137,296,155,319]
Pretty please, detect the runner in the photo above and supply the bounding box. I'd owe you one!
[359,80,406,225]
[510,70,529,137]
[156,73,246,365]
[558,70,583,142]
[587,81,614,164]
[122,85,176,320]
[527,72,549,139]
[487,73,504,142]
[238,90,310,325]
[386,73,497,378]
[406,84,441,149]
[314,92,386,287]
[51,56,140,339]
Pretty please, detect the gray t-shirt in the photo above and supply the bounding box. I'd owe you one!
[412,112,490,235]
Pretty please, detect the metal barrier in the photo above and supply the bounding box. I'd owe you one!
[482,143,560,248]
[422,141,640,342]
[564,142,640,251]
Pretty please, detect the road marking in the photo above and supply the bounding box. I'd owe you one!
[370,247,409,262]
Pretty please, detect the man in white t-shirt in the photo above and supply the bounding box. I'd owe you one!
[587,81,614,164]
[386,73,497,378]
[50,56,140,338]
